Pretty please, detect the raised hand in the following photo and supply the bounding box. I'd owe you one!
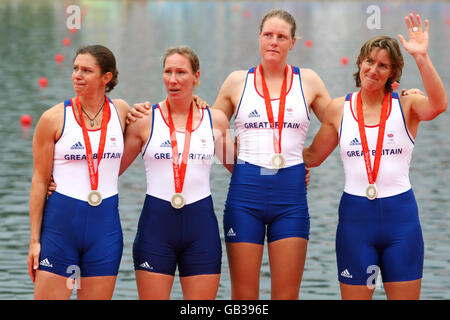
[398,13,429,58]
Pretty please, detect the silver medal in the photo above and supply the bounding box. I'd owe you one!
[171,193,185,209]
[366,184,378,200]
[271,153,286,169]
[87,190,102,206]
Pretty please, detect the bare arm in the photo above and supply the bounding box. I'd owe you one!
[210,108,235,173]
[212,70,247,120]
[398,13,447,125]
[112,98,131,132]
[28,105,63,281]
[119,111,151,176]
[303,97,344,167]
[301,68,332,123]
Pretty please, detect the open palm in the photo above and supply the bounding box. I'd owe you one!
[398,13,429,57]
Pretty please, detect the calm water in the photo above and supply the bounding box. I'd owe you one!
[0,0,449,300]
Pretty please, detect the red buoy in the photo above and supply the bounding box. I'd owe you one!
[38,77,48,88]
[20,114,32,127]
[305,39,313,48]
[62,37,71,46]
[54,53,64,63]
[340,56,349,65]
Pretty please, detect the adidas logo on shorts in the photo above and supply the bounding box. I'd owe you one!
[227,228,236,237]
[39,258,53,268]
[340,269,353,278]
[139,261,153,270]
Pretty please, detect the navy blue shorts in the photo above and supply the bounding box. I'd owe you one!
[133,194,222,277]
[336,189,424,285]
[223,161,310,244]
[39,192,123,278]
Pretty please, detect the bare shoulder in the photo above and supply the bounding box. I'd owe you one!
[40,102,65,125]
[112,98,131,109]
[110,98,131,131]
[323,96,346,126]
[398,93,418,111]
[299,68,323,83]
[111,98,131,117]
[36,102,65,140]
[226,69,248,83]
[214,70,248,118]
[220,70,247,95]
[329,96,346,112]
[210,107,230,130]
[299,68,328,93]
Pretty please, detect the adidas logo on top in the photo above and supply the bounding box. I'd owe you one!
[340,269,352,278]
[160,139,171,147]
[349,138,361,146]
[248,110,260,118]
[40,258,53,268]
[70,141,84,150]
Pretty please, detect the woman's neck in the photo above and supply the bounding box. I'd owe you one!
[360,88,386,109]
[78,94,105,113]
[166,96,193,115]
[260,60,287,79]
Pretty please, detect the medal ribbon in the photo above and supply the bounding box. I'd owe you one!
[356,91,390,185]
[166,99,194,194]
[259,65,288,154]
[74,96,110,191]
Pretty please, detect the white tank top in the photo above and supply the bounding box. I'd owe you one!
[234,66,310,168]
[53,98,124,201]
[339,92,415,198]
[142,104,215,204]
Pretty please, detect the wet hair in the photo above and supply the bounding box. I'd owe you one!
[163,46,200,74]
[259,9,297,39]
[75,45,118,92]
[353,36,404,92]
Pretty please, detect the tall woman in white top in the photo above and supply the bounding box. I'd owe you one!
[213,9,332,299]
[303,14,447,299]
